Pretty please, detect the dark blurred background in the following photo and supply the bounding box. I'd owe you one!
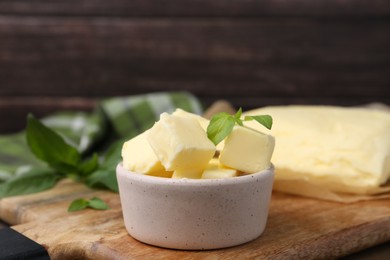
[0,0,389,133]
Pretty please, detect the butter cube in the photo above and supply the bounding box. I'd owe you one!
[147,113,216,173]
[172,108,225,152]
[147,170,173,178]
[202,158,238,179]
[121,130,165,174]
[172,108,209,130]
[219,126,275,173]
[172,169,203,179]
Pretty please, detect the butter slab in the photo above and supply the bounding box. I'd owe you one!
[243,105,390,194]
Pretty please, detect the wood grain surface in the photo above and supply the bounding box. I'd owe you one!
[1,180,389,259]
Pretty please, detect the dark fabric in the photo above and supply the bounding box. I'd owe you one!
[0,227,50,260]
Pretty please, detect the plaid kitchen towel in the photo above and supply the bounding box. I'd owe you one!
[0,91,203,184]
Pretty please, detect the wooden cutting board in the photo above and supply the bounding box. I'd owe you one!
[0,179,389,259]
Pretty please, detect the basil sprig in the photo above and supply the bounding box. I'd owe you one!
[0,114,121,211]
[68,197,109,212]
[207,108,272,145]
[26,114,98,178]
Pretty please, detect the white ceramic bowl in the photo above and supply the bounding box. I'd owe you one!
[116,163,274,250]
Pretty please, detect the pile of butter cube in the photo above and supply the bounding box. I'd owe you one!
[121,109,275,179]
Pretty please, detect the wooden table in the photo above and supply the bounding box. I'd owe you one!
[1,179,389,259]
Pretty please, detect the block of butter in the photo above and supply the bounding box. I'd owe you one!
[121,130,165,175]
[219,126,275,174]
[147,113,216,177]
[243,105,390,195]
[172,108,225,151]
[201,158,238,179]
[172,108,209,130]
[172,168,204,179]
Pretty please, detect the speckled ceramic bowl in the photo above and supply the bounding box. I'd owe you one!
[116,163,274,250]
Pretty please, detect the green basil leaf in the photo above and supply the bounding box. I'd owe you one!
[68,197,109,212]
[88,197,109,210]
[234,107,243,126]
[85,169,118,192]
[0,167,61,198]
[100,141,122,169]
[244,115,273,130]
[207,113,235,145]
[26,114,81,174]
[68,198,89,212]
[84,142,121,192]
[234,107,242,119]
[78,153,99,177]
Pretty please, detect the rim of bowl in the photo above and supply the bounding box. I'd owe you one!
[117,163,274,187]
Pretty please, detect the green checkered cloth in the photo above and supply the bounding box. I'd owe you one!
[0,92,203,183]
